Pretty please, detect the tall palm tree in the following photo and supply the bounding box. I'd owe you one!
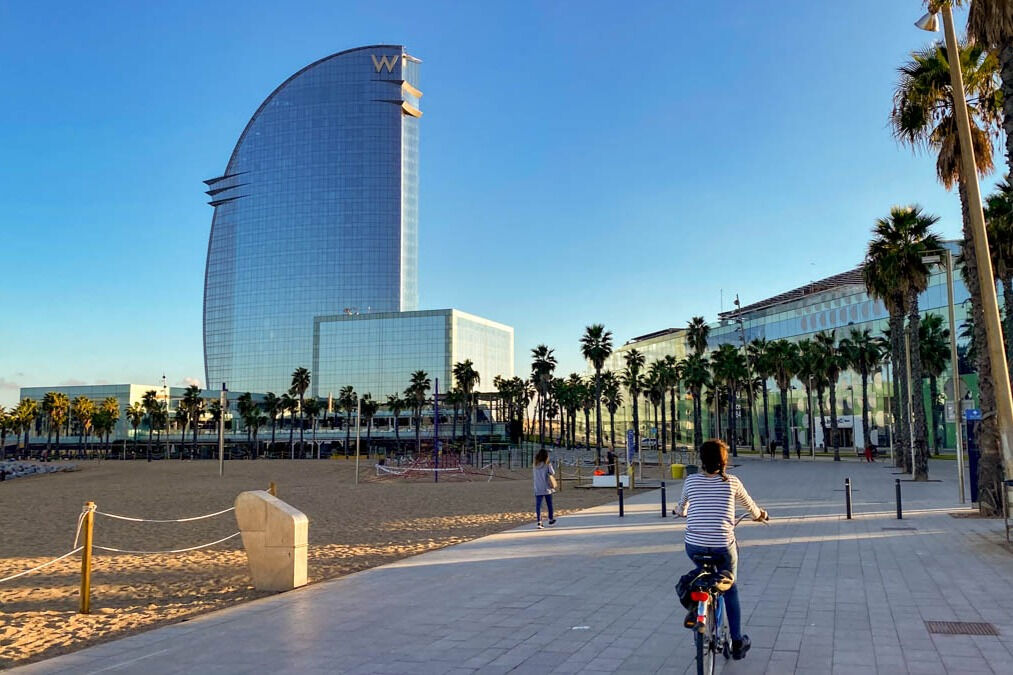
[864,206,943,479]
[15,398,38,460]
[387,394,405,454]
[647,360,666,454]
[661,355,681,445]
[181,384,203,459]
[141,389,159,462]
[126,402,143,458]
[710,344,747,456]
[601,371,622,451]
[175,404,190,459]
[680,353,711,451]
[813,331,844,462]
[621,349,646,460]
[919,314,951,454]
[302,398,321,458]
[892,38,1003,497]
[839,329,883,455]
[337,386,357,457]
[964,0,1013,173]
[793,339,819,453]
[687,316,710,356]
[262,392,280,450]
[767,340,798,459]
[984,178,1013,379]
[290,367,311,451]
[406,370,430,454]
[452,360,480,453]
[360,394,379,457]
[580,323,613,463]
[530,345,557,448]
[71,396,95,459]
[747,338,773,447]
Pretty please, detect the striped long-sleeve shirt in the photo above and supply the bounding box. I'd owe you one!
[676,473,762,547]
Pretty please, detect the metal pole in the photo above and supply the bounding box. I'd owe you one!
[354,396,361,484]
[939,4,1013,483]
[896,478,903,520]
[218,383,226,477]
[618,486,624,517]
[845,478,853,520]
[661,481,667,517]
[78,502,94,614]
[433,379,440,483]
[945,250,966,503]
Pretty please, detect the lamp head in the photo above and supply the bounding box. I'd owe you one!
[914,11,938,32]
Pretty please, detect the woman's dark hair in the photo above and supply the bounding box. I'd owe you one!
[535,449,549,466]
[699,439,729,481]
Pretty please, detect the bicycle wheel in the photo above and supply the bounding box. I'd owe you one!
[695,603,716,675]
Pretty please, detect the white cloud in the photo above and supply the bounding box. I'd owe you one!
[179,376,203,388]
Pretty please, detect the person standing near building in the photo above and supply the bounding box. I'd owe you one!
[533,448,557,529]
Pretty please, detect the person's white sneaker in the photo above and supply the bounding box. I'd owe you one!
[536,522,544,529]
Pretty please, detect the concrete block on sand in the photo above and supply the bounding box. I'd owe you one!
[235,490,308,591]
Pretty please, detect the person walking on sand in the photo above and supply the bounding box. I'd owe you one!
[533,448,557,529]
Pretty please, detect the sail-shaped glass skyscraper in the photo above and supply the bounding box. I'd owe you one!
[203,46,512,396]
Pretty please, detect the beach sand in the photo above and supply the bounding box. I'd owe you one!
[0,457,627,667]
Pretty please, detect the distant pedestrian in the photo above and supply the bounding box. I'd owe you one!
[606,449,616,475]
[864,444,875,463]
[533,448,557,529]
[768,441,776,459]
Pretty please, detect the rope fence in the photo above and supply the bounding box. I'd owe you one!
[94,506,236,523]
[91,531,242,555]
[0,547,84,584]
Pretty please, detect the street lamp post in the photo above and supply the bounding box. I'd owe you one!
[917,3,1013,486]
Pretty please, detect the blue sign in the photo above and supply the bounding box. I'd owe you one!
[626,429,635,463]
[965,408,982,421]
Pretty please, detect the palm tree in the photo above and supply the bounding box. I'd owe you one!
[530,345,557,448]
[360,394,379,457]
[864,206,943,479]
[452,360,480,453]
[964,0,1013,173]
[262,392,280,450]
[767,340,798,459]
[710,344,747,456]
[813,332,844,462]
[0,406,11,460]
[580,324,613,463]
[919,314,951,455]
[280,392,297,458]
[175,404,190,459]
[747,338,773,447]
[793,339,819,454]
[619,350,646,458]
[984,178,1013,379]
[406,371,430,454]
[892,39,1002,495]
[126,402,143,459]
[71,396,95,459]
[661,355,681,446]
[141,390,159,462]
[687,316,710,356]
[290,367,311,452]
[680,354,711,451]
[601,371,622,451]
[387,394,404,454]
[338,386,357,457]
[839,329,883,456]
[14,398,38,460]
[181,384,203,459]
[301,397,321,459]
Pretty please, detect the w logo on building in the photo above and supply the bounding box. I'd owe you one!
[371,54,400,73]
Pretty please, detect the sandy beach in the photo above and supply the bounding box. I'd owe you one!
[0,457,626,668]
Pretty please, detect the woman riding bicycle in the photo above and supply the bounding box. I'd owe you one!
[675,439,767,661]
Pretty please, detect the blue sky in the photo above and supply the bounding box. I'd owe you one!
[0,0,1001,408]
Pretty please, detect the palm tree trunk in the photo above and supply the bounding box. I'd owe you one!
[779,387,789,458]
[693,391,703,451]
[726,387,736,456]
[670,387,678,443]
[609,411,616,450]
[660,390,667,454]
[1002,275,1013,384]
[298,395,305,449]
[817,384,828,453]
[346,412,352,458]
[632,393,640,462]
[929,374,940,455]
[594,368,603,463]
[829,384,840,462]
[908,291,929,480]
[760,381,770,447]
[583,408,591,452]
[891,309,911,472]
[746,384,755,451]
[860,366,871,455]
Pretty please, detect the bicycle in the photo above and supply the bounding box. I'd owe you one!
[676,512,768,675]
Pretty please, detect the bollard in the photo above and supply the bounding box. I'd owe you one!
[845,478,853,520]
[895,478,903,520]
[268,481,277,497]
[661,481,667,517]
[79,501,95,614]
[618,486,625,517]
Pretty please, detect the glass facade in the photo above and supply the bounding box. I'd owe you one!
[203,45,422,394]
[313,310,514,400]
[312,308,514,399]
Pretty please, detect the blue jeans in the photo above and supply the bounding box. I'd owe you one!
[685,542,742,641]
[536,494,554,522]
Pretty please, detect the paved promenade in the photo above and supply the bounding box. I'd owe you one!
[13,456,1013,674]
